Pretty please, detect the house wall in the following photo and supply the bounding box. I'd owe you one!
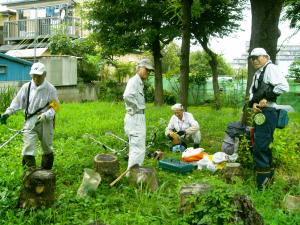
[0,57,31,81]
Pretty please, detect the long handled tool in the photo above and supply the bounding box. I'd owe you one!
[0,125,35,150]
[83,133,117,154]
[110,164,139,187]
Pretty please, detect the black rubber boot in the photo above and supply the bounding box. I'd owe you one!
[22,155,36,169]
[256,168,274,190]
[193,143,200,148]
[41,153,54,170]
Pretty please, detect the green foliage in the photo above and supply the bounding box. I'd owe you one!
[114,61,134,83]
[271,123,300,171]
[0,103,300,224]
[95,80,124,102]
[284,0,300,30]
[161,42,180,75]
[237,136,254,169]
[0,86,16,112]
[288,59,300,81]
[183,184,237,225]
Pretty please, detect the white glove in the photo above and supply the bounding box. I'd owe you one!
[36,113,47,124]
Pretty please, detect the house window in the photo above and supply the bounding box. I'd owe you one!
[0,65,7,74]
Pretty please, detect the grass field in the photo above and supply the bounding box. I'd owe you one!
[0,102,300,225]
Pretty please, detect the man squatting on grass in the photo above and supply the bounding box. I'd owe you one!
[0,62,59,170]
[123,59,154,169]
[165,103,201,149]
[248,48,289,190]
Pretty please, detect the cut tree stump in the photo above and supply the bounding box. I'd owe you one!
[222,162,243,183]
[179,183,211,213]
[94,154,119,182]
[18,169,56,208]
[128,167,158,192]
[233,194,264,225]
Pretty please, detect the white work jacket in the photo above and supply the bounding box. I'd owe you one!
[165,112,200,136]
[5,80,59,120]
[249,60,289,103]
[123,74,145,115]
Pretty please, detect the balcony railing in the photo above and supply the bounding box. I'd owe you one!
[3,16,82,42]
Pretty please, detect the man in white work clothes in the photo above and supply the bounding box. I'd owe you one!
[248,48,289,190]
[123,58,154,169]
[165,103,201,150]
[0,62,59,170]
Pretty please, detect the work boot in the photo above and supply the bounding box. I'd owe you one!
[41,153,54,170]
[193,143,200,148]
[22,155,36,169]
[256,168,274,190]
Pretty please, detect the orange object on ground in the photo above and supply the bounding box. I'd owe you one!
[182,148,208,162]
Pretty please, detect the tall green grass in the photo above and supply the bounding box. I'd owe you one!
[0,102,299,224]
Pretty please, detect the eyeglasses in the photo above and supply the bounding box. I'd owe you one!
[249,56,260,61]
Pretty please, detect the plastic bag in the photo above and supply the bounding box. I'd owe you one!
[212,152,229,164]
[182,147,206,162]
[77,168,101,197]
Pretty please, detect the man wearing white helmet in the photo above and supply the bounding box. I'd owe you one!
[0,62,59,170]
[165,103,201,151]
[123,58,154,169]
[248,47,289,190]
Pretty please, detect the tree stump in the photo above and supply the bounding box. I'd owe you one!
[233,194,264,225]
[18,169,56,208]
[283,194,300,213]
[128,167,158,192]
[179,183,211,213]
[222,162,243,183]
[94,154,119,182]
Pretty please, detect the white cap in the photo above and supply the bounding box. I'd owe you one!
[30,62,46,75]
[249,48,269,57]
[171,103,184,111]
[137,58,154,70]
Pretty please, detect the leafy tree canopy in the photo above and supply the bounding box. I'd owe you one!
[284,0,300,29]
[84,0,179,60]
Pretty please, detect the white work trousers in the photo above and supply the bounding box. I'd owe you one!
[22,116,54,156]
[124,113,146,169]
[182,130,201,144]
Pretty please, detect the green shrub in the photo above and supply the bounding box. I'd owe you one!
[183,184,237,225]
[95,80,124,101]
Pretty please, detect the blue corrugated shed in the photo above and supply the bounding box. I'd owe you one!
[0,53,32,82]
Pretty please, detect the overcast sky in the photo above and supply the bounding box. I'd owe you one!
[195,5,300,63]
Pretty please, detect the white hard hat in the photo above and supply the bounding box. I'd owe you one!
[30,62,46,75]
[137,58,154,71]
[249,48,269,58]
[171,103,184,111]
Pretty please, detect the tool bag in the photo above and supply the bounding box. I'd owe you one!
[276,109,289,129]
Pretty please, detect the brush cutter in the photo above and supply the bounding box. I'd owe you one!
[0,124,36,150]
[83,133,117,154]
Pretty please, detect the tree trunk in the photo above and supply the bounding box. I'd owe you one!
[200,39,221,110]
[242,0,283,124]
[152,35,164,105]
[180,0,193,110]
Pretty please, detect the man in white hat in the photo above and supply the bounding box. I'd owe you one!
[123,58,154,169]
[0,62,59,170]
[165,103,201,150]
[248,47,289,190]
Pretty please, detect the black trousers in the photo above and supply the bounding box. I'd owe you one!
[253,107,277,169]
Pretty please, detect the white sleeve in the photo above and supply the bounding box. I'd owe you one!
[4,84,27,115]
[265,65,289,94]
[123,78,138,111]
[43,86,59,120]
[185,113,199,135]
[165,116,175,136]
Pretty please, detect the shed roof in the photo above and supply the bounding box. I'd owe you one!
[5,48,48,59]
[0,52,33,66]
